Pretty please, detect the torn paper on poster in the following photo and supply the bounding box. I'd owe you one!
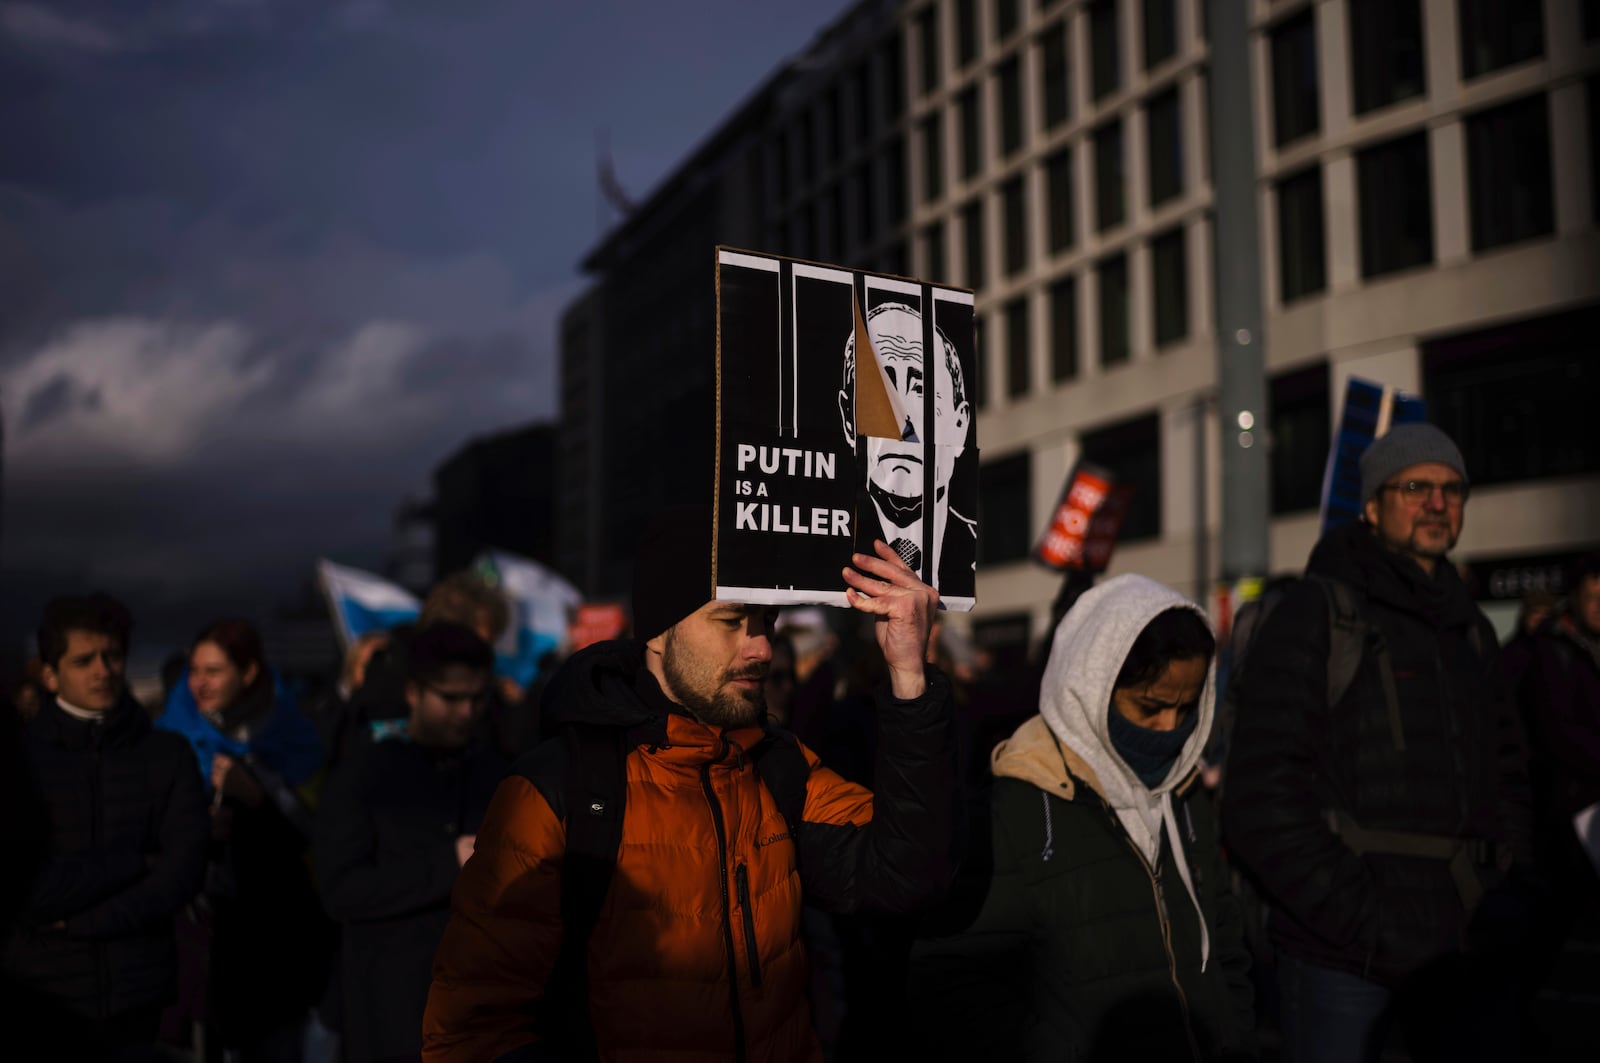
[714,248,978,611]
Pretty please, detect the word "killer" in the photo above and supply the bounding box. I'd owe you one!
[736,444,837,479]
[736,504,851,537]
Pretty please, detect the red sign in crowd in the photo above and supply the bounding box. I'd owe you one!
[1034,461,1135,573]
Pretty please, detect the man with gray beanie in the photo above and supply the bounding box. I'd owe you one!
[422,506,959,1062]
[1222,422,1531,1061]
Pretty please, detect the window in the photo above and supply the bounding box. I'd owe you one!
[1145,87,1183,206]
[1466,94,1553,252]
[1348,0,1426,116]
[973,313,989,409]
[923,221,948,283]
[963,197,986,288]
[823,88,842,163]
[1424,305,1600,486]
[995,0,1020,41]
[1049,275,1079,381]
[957,0,979,66]
[1005,296,1031,396]
[1276,166,1326,302]
[795,202,816,259]
[1046,147,1076,252]
[919,5,942,96]
[1094,119,1125,231]
[1089,0,1120,101]
[828,184,847,259]
[884,138,907,226]
[1270,9,1320,146]
[1097,252,1129,367]
[881,33,906,120]
[960,86,983,178]
[1150,226,1188,347]
[1458,0,1543,80]
[1079,412,1161,540]
[1357,132,1432,278]
[921,114,945,203]
[883,240,909,277]
[1268,362,1331,515]
[854,64,875,146]
[774,134,791,204]
[1040,21,1071,130]
[998,57,1024,156]
[855,164,877,244]
[1143,0,1177,69]
[1003,176,1029,275]
[977,451,1033,564]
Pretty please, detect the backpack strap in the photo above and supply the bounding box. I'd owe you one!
[1314,576,1406,753]
[749,727,808,853]
[528,722,631,1063]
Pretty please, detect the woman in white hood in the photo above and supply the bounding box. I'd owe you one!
[910,574,1256,1061]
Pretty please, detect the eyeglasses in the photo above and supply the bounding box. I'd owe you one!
[1378,479,1469,506]
[424,683,490,710]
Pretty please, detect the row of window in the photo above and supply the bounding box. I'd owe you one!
[966,222,1191,415]
[1277,88,1569,302]
[976,296,1600,565]
[1271,0,1562,149]
[771,33,905,205]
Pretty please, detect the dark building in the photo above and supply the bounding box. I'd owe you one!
[432,423,558,578]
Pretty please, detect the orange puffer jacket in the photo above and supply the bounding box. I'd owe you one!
[422,640,957,1063]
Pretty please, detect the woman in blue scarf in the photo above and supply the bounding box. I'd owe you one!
[158,619,332,1061]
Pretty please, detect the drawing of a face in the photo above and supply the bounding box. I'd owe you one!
[838,303,970,510]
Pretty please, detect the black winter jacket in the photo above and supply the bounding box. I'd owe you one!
[1220,523,1531,983]
[315,736,505,1063]
[7,699,208,1020]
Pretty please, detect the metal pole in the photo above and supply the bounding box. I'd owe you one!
[1208,0,1269,582]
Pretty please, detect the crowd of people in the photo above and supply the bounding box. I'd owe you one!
[3,420,1597,1063]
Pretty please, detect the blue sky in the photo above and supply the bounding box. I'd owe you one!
[0,0,855,649]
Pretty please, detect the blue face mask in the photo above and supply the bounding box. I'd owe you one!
[1107,703,1198,790]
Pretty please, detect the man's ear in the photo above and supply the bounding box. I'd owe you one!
[243,663,261,689]
[1362,497,1380,526]
[404,681,422,715]
[838,390,856,448]
[40,665,59,694]
[644,630,668,658]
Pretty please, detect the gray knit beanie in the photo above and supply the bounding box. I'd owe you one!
[1358,423,1468,502]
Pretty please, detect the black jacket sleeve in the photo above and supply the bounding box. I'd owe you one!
[314,753,462,923]
[795,668,960,914]
[1219,583,1379,955]
[67,739,207,938]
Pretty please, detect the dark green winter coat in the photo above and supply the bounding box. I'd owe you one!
[911,715,1255,1061]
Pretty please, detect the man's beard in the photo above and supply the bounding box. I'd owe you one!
[662,633,768,728]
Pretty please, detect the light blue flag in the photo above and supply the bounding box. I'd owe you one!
[317,558,421,650]
[474,550,581,689]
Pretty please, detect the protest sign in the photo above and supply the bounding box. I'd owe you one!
[1320,377,1427,533]
[1033,460,1136,573]
[714,249,979,610]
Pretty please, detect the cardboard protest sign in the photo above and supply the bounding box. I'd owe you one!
[1320,376,1426,533]
[714,248,978,610]
[1033,460,1136,573]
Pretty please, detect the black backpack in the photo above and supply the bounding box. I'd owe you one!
[520,721,809,1059]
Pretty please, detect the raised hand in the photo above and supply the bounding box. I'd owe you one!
[842,539,939,700]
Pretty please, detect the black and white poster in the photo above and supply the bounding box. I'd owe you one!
[714,247,978,611]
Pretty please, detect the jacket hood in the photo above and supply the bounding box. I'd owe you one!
[541,639,661,732]
[1035,574,1215,807]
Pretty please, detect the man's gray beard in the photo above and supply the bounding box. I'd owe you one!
[662,645,766,729]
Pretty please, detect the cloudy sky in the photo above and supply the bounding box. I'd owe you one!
[0,0,853,655]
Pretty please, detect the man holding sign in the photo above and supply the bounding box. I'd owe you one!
[423,506,958,1062]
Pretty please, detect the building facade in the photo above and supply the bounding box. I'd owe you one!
[562,0,1600,646]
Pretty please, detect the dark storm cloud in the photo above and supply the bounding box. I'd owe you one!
[0,0,857,655]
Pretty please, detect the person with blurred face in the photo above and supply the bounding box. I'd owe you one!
[316,623,505,1063]
[7,594,207,1052]
[422,506,960,1062]
[1222,423,1531,1062]
[763,635,797,727]
[156,619,330,1059]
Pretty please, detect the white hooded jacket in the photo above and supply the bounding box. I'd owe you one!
[1033,572,1217,970]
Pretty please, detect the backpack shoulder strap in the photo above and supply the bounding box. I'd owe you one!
[749,727,809,849]
[1312,576,1406,753]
